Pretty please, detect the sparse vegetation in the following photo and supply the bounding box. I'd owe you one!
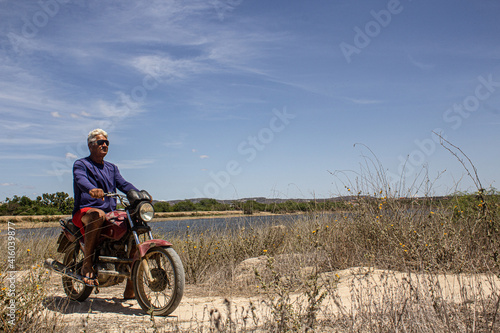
[0,232,63,332]
[0,193,74,216]
[1,188,499,331]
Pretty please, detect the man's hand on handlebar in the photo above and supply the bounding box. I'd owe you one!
[89,188,105,200]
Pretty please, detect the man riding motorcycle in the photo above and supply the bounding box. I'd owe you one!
[72,128,142,299]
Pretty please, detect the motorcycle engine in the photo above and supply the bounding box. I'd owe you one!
[96,242,126,287]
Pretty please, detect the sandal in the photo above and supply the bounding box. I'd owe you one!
[81,268,99,286]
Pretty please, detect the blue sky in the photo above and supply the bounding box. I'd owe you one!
[1,0,499,201]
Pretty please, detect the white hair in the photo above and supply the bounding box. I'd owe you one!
[87,128,108,144]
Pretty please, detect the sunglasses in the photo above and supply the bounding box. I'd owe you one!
[94,139,109,146]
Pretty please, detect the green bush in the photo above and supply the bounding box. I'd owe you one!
[0,192,73,216]
[153,201,171,212]
[172,200,196,212]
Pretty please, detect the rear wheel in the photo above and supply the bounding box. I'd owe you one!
[133,247,185,316]
[62,244,94,301]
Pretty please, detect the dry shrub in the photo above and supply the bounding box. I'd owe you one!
[169,222,289,286]
[164,188,499,286]
[0,267,65,332]
[323,268,500,332]
[0,234,63,332]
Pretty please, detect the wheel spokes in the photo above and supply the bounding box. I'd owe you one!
[138,251,175,309]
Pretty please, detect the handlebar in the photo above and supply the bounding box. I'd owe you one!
[104,192,123,198]
[104,190,152,205]
[104,192,128,207]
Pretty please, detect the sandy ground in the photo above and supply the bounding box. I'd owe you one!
[42,271,268,332]
[38,266,500,332]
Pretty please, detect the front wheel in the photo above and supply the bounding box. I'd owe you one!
[132,246,185,316]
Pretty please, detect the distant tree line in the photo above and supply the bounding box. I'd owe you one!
[0,193,359,216]
[154,198,232,213]
[0,192,74,216]
[153,198,351,214]
[6,190,495,217]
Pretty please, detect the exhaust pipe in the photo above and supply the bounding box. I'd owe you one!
[44,258,130,283]
[44,258,89,284]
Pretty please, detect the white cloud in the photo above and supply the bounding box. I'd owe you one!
[407,55,435,70]
[199,155,209,159]
[0,72,98,145]
[97,92,143,119]
[0,120,40,130]
[0,154,62,160]
[115,159,155,170]
[131,55,207,81]
[46,168,71,177]
[0,0,285,152]
[164,141,183,148]
[344,97,383,105]
[0,138,58,145]
[65,153,78,159]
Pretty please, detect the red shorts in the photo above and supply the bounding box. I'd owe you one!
[72,207,94,237]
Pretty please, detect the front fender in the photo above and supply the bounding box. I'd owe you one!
[137,239,173,257]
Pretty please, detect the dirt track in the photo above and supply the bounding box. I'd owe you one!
[43,272,267,332]
[41,266,500,332]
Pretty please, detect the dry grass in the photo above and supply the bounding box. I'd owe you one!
[159,188,499,331]
[0,215,67,224]
[0,235,64,332]
[1,188,499,332]
[167,193,499,286]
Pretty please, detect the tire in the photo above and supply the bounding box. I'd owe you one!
[62,244,94,302]
[132,246,185,316]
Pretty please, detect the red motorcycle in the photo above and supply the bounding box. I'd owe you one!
[45,190,184,316]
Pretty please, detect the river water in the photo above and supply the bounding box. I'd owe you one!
[10,214,305,240]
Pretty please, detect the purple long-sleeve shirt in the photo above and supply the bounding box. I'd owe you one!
[72,156,138,215]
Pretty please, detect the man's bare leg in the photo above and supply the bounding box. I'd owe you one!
[123,279,135,299]
[81,209,106,286]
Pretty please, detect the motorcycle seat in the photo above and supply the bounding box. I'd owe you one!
[60,217,82,239]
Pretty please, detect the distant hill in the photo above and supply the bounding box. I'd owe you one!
[154,195,451,205]
[155,196,367,205]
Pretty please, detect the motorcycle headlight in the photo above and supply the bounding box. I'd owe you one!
[138,202,154,222]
